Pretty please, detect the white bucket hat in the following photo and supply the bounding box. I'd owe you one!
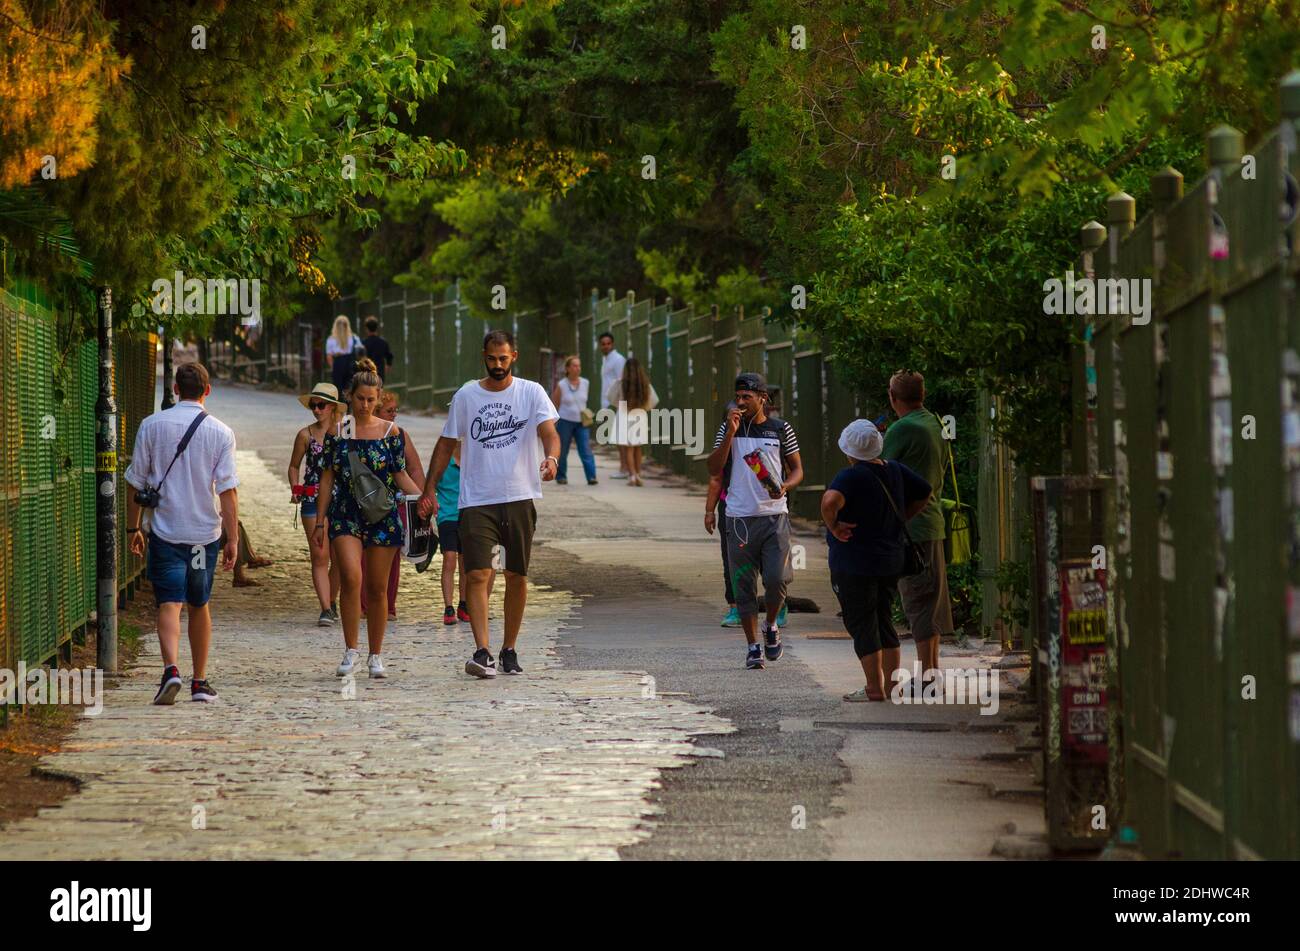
[838,418,883,462]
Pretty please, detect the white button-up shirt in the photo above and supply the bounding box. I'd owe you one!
[600,349,626,409]
[124,400,239,545]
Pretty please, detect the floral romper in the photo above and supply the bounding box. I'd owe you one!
[300,431,328,517]
[325,422,407,547]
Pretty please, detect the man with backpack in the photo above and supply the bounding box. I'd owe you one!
[881,370,953,677]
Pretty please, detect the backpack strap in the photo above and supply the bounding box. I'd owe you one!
[865,461,916,544]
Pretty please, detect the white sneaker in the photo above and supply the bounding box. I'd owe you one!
[367,654,386,679]
[336,647,361,677]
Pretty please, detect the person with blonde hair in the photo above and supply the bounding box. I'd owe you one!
[360,388,424,621]
[313,358,423,678]
[604,356,657,486]
[550,354,598,485]
[325,315,363,396]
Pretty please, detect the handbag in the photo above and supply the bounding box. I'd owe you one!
[941,441,974,566]
[580,407,595,428]
[867,462,929,578]
[400,497,439,569]
[346,439,396,525]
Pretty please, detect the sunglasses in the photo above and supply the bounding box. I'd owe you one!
[309,401,331,411]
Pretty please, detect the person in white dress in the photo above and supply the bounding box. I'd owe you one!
[604,357,658,486]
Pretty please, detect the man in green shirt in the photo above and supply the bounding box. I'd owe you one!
[882,370,953,677]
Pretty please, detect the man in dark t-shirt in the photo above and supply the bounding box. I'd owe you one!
[362,316,394,381]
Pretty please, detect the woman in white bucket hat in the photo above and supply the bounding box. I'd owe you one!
[821,418,933,701]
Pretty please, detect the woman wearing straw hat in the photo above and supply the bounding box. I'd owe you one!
[289,382,346,626]
[821,419,933,702]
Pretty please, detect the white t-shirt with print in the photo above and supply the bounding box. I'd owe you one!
[442,377,559,510]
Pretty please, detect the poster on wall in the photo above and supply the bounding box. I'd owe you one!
[1059,559,1109,764]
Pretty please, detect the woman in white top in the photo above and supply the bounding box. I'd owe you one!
[325,315,362,395]
[550,355,598,485]
[604,357,658,486]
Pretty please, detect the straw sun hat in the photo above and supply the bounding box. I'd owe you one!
[298,382,346,409]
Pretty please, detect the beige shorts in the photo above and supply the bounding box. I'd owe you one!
[899,539,954,641]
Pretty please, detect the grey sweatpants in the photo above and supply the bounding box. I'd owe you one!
[725,513,791,617]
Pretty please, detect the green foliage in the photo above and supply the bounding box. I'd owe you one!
[322,0,758,315]
[5,1,478,333]
[993,557,1032,635]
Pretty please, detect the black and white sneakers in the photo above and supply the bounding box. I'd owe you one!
[154,667,217,703]
[466,648,497,678]
[498,648,522,675]
[153,666,183,705]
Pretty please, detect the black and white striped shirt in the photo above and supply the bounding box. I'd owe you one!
[713,414,800,517]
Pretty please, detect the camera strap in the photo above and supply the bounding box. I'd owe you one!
[155,411,209,495]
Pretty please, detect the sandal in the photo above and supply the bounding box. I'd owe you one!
[843,686,884,702]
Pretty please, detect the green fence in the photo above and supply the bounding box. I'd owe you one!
[0,283,156,676]
[334,286,888,522]
[1070,76,1300,858]
[333,282,1019,641]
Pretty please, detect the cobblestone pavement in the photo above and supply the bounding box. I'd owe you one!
[1,438,731,860]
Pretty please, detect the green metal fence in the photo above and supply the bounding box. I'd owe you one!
[0,283,156,675]
[1070,75,1300,858]
[333,284,928,524]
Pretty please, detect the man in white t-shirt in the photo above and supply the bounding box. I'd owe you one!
[598,332,629,477]
[418,330,561,678]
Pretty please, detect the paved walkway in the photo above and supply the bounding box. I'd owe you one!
[3,379,1044,860]
[0,390,729,859]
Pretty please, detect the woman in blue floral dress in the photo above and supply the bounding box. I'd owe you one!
[313,358,422,679]
[289,382,345,627]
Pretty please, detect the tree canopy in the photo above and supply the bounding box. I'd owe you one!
[4,0,1298,462]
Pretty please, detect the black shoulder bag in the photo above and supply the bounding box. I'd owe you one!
[867,462,928,577]
[135,411,209,508]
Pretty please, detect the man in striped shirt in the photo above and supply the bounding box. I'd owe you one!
[707,372,803,669]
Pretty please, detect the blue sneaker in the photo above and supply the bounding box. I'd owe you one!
[762,622,783,661]
[776,602,788,626]
[745,643,765,670]
[721,606,742,627]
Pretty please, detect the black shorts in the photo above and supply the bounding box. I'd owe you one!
[831,572,900,658]
[459,500,537,575]
[438,519,460,553]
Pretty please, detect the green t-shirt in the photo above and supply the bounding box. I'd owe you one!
[882,409,945,541]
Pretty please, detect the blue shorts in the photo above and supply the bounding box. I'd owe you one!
[300,498,319,518]
[147,534,219,606]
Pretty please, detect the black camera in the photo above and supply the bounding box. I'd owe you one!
[135,486,161,508]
